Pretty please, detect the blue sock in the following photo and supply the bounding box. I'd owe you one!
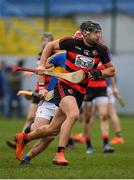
[23,155,31,161]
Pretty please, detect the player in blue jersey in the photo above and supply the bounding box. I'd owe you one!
[20,52,66,164]
[6,32,54,149]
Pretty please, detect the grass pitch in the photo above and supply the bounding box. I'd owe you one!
[0,115,134,179]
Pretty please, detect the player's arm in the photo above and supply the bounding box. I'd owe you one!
[110,77,125,107]
[38,39,60,69]
[99,45,116,78]
[36,40,60,97]
[88,61,115,80]
[101,61,116,77]
[45,55,57,70]
[88,45,115,80]
[110,77,120,96]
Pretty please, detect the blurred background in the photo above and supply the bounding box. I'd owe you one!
[0,0,134,116]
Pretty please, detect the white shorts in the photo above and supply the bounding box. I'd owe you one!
[36,101,58,121]
[107,86,115,104]
[84,96,108,107]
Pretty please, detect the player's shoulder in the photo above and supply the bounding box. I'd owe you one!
[96,42,109,51]
[60,36,75,43]
[60,36,74,40]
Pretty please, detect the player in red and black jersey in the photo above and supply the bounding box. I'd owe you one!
[82,64,114,154]
[15,21,116,165]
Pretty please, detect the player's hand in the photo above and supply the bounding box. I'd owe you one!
[88,70,102,80]
[38,88,48,99]
[37,65,45,75]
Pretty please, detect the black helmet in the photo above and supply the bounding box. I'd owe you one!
[80,20,101,32]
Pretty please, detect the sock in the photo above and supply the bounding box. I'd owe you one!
[67,137,74,146]
[23,155,31,161]
[57,146,65,153]
[85,137,92,148]
[102,135,109,146]
[115,131,121,137]
[24,123,33,134]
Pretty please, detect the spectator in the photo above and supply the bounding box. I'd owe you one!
[0,61,9,116]
[5,59,25,118]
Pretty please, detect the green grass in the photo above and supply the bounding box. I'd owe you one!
[0,115,134,179]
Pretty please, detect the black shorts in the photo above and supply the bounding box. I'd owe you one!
[85,87,107,102]
[54,81,84,109]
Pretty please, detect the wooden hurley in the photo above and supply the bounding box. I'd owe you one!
[17,90,54,101]
[116,94,125,108]
[13,65,85,84]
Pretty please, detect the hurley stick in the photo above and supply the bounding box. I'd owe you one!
[17,90,54,101]
[13,66,85,83]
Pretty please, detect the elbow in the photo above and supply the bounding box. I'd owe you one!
[112,66,116,76]
[110,66,116,77]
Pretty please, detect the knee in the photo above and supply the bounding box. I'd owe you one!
[68,110,79,121]
[100,112,108,121]
[35,126,46,136]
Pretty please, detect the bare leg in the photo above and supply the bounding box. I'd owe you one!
[58,96,79,147]
[108,103,121,133]
[82,103,96,153]
[6,103,38,149]
[27,108,66,140]
[109,103,124,144]
[22,103,38,132]
[27,136,54,159]
[82,103,96,138]
[22,109,66,162]
[52,96,79,165]
[98,103,109,137]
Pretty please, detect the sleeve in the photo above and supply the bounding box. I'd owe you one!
[47,76,57,91]
[59,37,75,50]
[100,46,112,64]
[49,53,66,68]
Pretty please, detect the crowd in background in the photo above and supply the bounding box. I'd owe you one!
[0,59,25,118]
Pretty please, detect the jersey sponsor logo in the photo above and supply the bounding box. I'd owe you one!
[75,55,95,69]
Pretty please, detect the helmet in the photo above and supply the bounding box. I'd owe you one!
[80,20,101,32]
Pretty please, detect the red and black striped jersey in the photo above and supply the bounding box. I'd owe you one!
[59,37,111,94]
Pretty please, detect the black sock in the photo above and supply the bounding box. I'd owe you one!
[68,137,74,145]
[57,146,65,152]
[103,136,109,146]
[24,124,32,134]
[86,137,92,148]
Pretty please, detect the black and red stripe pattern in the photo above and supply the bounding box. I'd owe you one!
[59,37,111,94]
